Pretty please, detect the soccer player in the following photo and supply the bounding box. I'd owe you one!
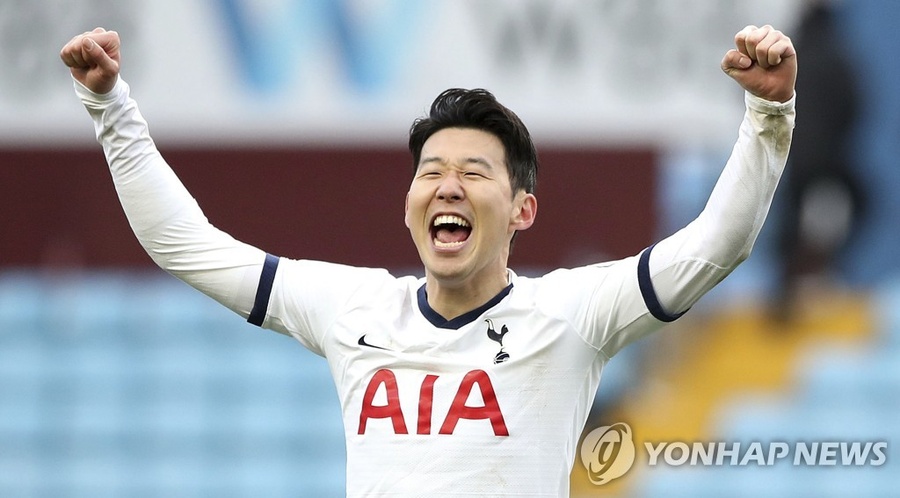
[60,24,796,497]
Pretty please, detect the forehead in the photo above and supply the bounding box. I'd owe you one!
[420,127,506,167]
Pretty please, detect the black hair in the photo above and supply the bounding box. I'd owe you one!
[408,88,538,195]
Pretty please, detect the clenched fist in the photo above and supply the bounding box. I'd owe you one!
[721,25,797,103]
[60,27,121,95]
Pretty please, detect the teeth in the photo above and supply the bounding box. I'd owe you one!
[433,215,470,227]
[434,240,466,248]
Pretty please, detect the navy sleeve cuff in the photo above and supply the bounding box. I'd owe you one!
[637,244,687,323]
[248,253,280,327]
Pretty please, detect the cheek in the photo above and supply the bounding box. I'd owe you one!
[404,190,428,229]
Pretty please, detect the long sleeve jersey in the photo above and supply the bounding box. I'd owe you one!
[76,78,793,497]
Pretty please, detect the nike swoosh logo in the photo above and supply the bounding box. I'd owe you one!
[358,334,392,351]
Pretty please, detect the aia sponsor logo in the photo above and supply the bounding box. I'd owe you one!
[357,368,509,436]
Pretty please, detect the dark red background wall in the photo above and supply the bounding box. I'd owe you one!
[1,147,657,273]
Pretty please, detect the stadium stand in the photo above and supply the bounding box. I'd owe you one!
[3,270,897,497]
[0,270,347,497]
[573,280,897,497]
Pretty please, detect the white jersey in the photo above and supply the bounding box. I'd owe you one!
[257,255,659,496]
[75,77,794,497]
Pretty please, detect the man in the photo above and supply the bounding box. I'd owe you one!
[60,24,796,497]
[773,1,863,320]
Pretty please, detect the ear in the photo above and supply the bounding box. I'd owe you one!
[510,192,537,231]
[403,192,411,229]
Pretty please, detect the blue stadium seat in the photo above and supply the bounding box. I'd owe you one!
[643,322,900,498]
[793,345,900,409]
[874,277,900,348]
[0,272,346,497]
[638,393,897,498]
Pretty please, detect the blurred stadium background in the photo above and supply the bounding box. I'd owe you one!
[2,0,899,496]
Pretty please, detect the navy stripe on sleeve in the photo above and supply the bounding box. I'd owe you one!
[637,243,687,323]
[248,253,280,327]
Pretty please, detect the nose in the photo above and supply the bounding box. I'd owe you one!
[435,172,465,202]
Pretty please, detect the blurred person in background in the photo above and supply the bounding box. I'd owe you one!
[60,24,795,496]
[773,0,866,320]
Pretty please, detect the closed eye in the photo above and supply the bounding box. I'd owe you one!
[416,170,442,180]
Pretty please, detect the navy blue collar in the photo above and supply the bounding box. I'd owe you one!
[417,283,513,329]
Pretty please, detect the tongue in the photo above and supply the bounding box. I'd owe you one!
[435,226,469,244]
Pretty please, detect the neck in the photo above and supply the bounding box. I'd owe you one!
[425,270,510,321]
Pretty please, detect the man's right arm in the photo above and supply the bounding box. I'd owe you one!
[63,29,264,319]
[77,77,265,318]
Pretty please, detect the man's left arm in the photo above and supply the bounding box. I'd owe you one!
[643,25,798,318]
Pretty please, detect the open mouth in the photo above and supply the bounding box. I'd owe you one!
[431,214,472,248]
